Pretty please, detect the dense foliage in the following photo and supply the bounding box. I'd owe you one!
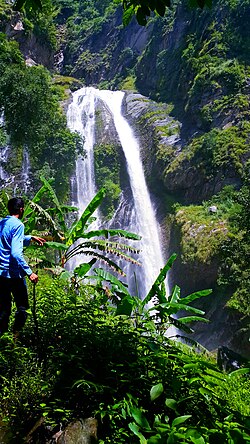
[0,188,249,442]
[0,270,249,442]
[0,34,82,199]
[0,1,249,431]
[94,143,122,219]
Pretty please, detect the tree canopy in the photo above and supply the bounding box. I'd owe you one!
[13,0,213,26]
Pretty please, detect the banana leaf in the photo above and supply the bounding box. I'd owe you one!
[74,259,96,277]
[177,316,209,324]
[169,285,180,304]
[143,254,177,307]
[45,241,68,250]
[66,188,106,245]
[181,289,212,305]
[94,268,130,296]
[157,302,205,315]
[82,228,141,241]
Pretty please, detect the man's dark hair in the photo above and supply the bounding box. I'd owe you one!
[8,197,25,215]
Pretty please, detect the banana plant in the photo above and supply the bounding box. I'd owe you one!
[142,254,211,335]
[93,254,212,338]
[24,177,141,277]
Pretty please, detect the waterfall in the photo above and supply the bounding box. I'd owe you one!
[0,146,10,184]
[21,148,31,194]
[0,114,31,192]
[67,88,97,212]
[67,87,166,298]
[0,113,12,187]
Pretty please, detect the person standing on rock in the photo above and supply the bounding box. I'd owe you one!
[0,197,45,336]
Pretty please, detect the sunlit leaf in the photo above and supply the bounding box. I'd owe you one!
[129,422,147,443]
[130,406,151,430]
[172,415,192,427]
[165,398,178,411]
[228,368,250,378]
[150,383,164,401]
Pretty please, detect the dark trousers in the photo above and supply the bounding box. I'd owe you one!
[0,276,29,334]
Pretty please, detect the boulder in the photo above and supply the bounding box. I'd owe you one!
[57,418,98,444]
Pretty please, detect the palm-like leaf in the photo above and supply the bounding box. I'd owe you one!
[65,240,141,267]
[24,182,141,278]
[72,251,127,276]
[143,253,177,307]
[82,229,141,241]
[66,187,106,245]
[24,201,64,239]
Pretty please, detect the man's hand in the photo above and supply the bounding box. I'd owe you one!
[29,273,39,284]
[31,236,46,246]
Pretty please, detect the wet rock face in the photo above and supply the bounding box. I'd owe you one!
[124,91,182,188]
[217,346,249,372]
[62,7,152,85]
[5,12,54,68]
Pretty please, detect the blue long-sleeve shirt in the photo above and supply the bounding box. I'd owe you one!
[0,215,32,278]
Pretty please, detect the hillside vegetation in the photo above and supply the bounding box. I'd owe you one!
[0,1,250,440]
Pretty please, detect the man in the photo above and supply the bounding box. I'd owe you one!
[0,197,45,335]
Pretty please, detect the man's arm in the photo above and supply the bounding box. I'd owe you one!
[31,236,46,246]
[23,235,46,247]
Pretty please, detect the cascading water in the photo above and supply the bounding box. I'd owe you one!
[67,88,97,212]
[0,146,10,184]
[67,87,166,298]
[21,148,31,194]
[0,114,11,187]
[0,114,31,192]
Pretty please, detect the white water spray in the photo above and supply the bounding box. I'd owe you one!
[95,89,166,296]
[21,148,31,193]
[67,87,97,212]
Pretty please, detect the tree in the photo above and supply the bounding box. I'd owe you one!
[13,0,213,26]
[122,0,212,26]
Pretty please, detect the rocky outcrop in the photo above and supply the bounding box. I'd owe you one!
[22,417,98,443]
[123,91,182,199]
[57,418,98,444]
[62,7,153,84]
[4,12,54,68]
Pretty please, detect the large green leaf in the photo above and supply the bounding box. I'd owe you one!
[116,295,135,316]
[130,406,151,430]
[128,423,147,444]
[180,289,212,305]
[150,383,164,401]
[66,188,106,245]
[74,259,96,277]
[165,398,178,412]
[169,285,180,304]
[94,268,130,296]
[65,240,141,268]
[122,4,134,25]
[82,228,141,241]
[143,254,177,306]
[172,415,192,427]
[168,316,194,334]
[177,316,209,324]
[40,176,67,232]
[228,368,250,378]
[24,201,62,236]
[158,303,205,315]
